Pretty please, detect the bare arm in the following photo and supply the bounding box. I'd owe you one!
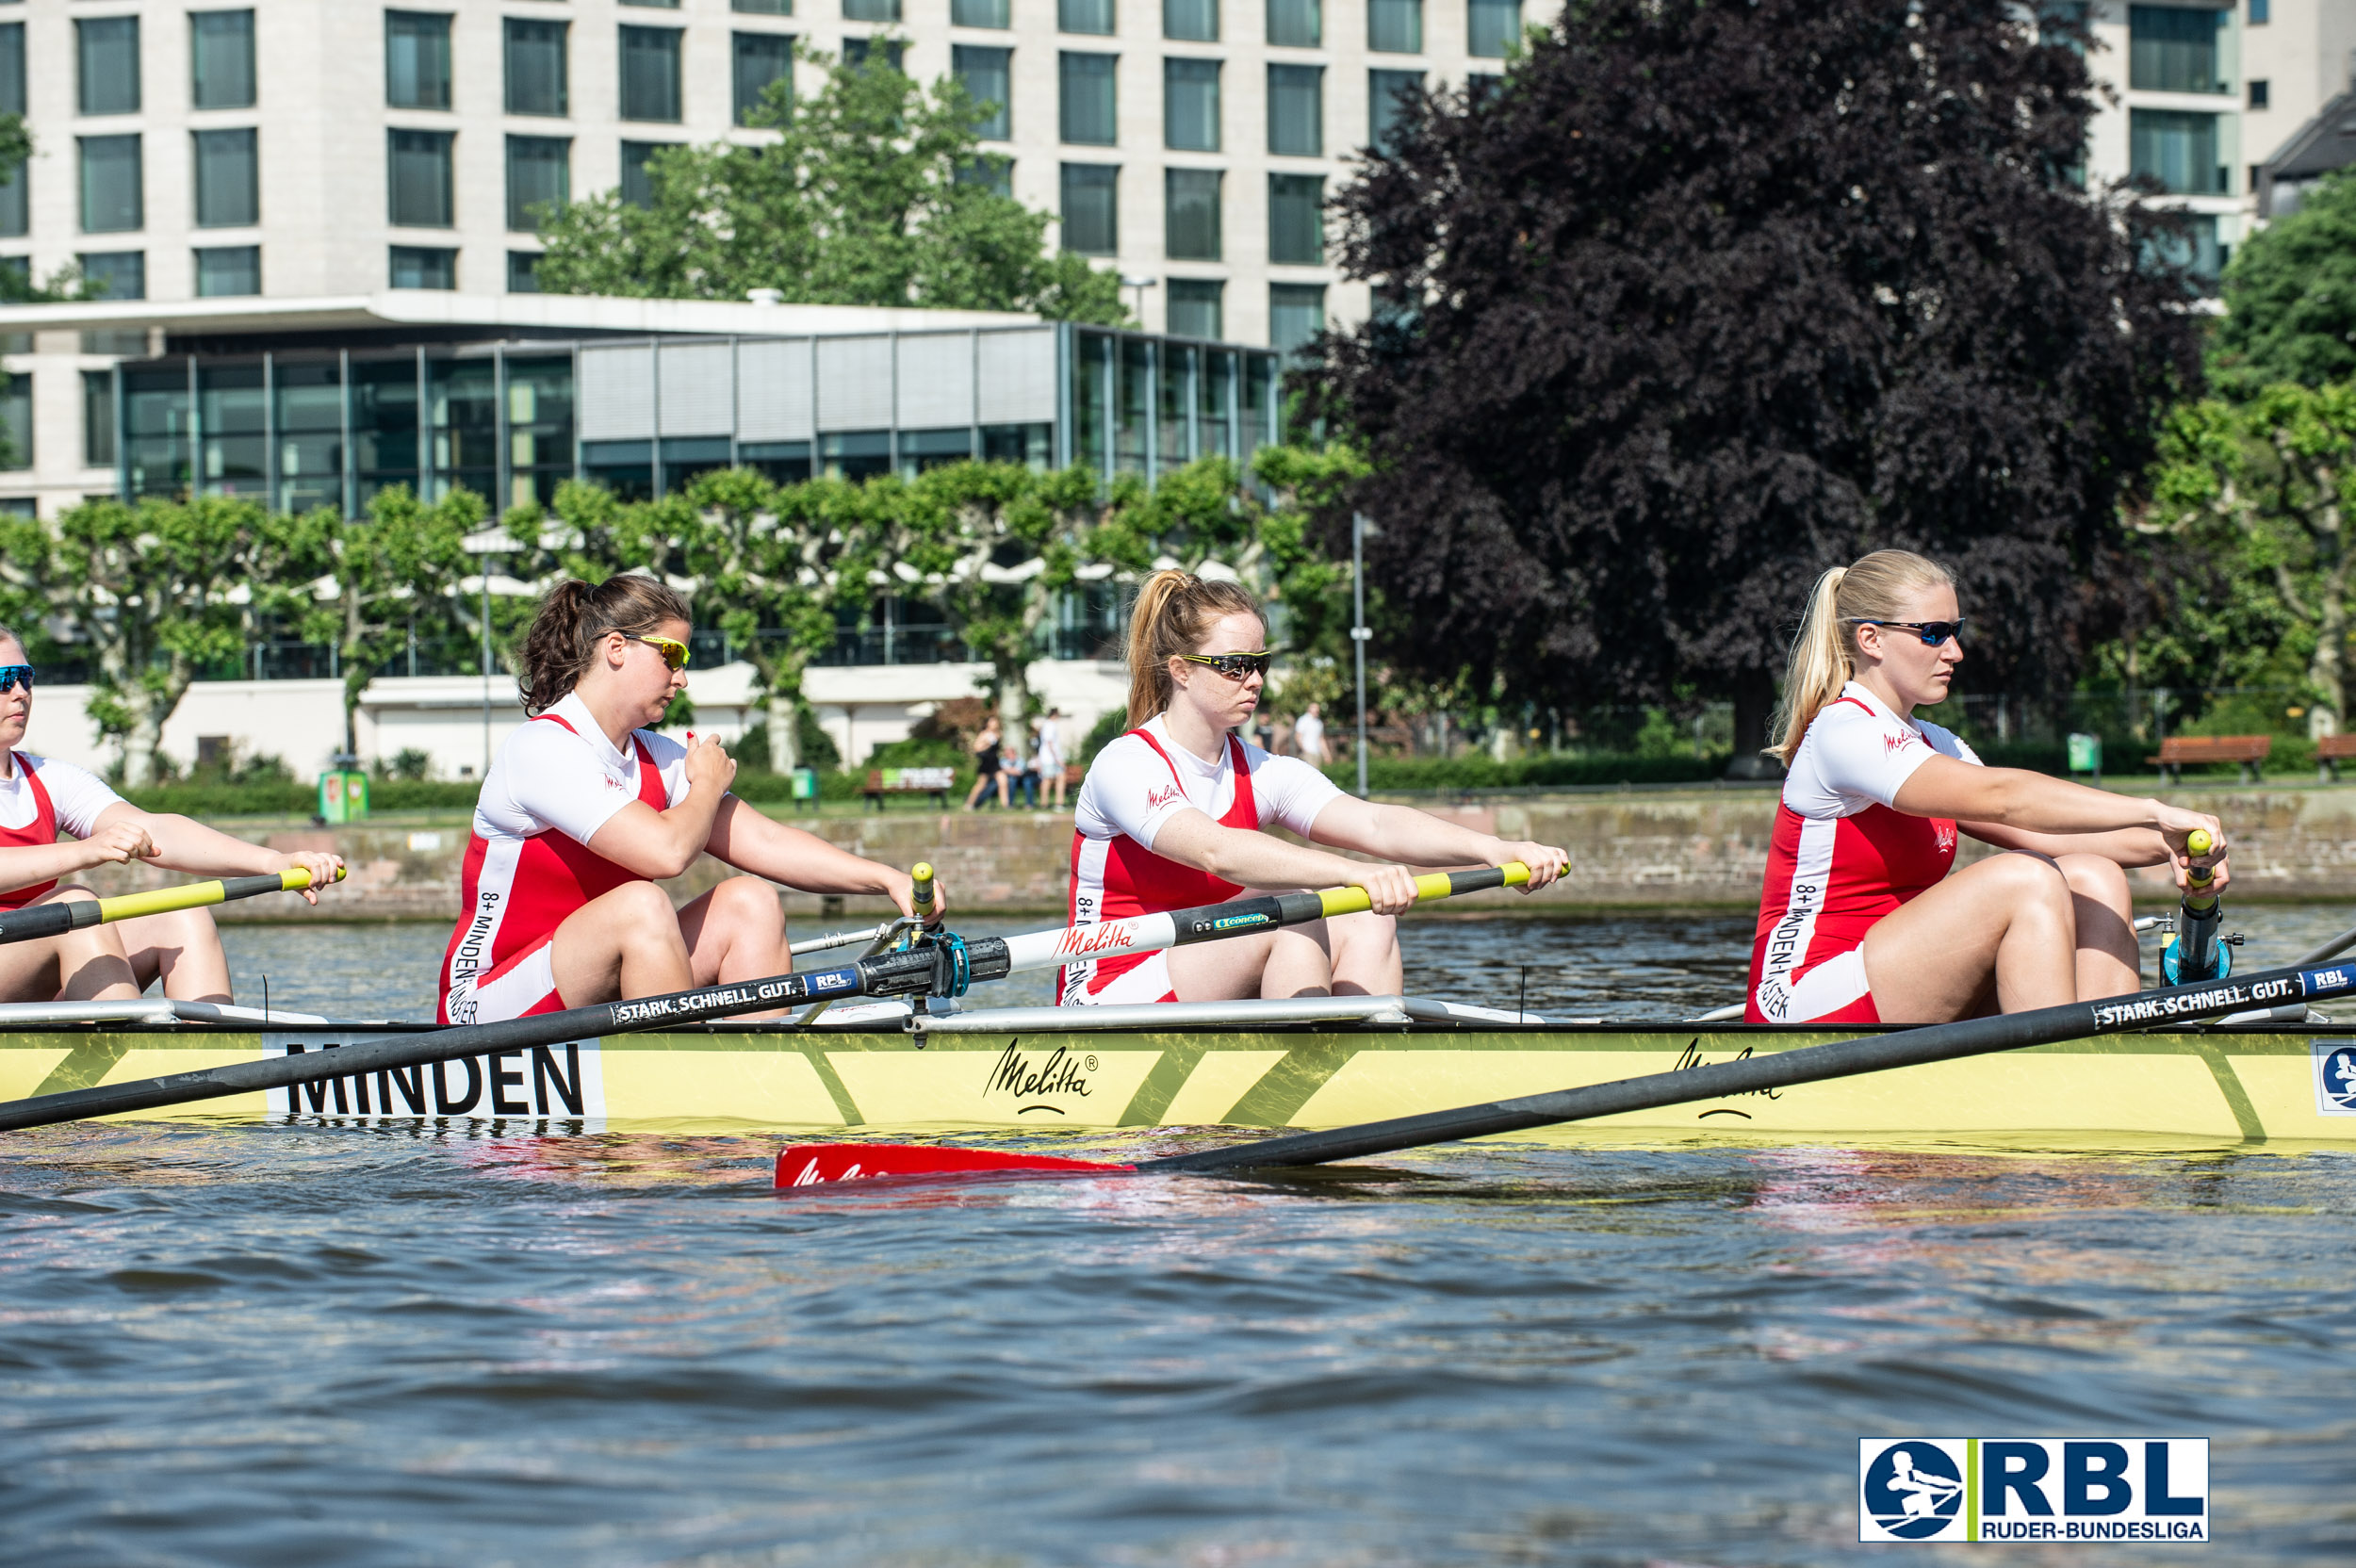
[1149,799,1563,915]
[1897,757,2225,888]
[87,803,345,902]
[1305,797,1566,890]
[1961,820,2172,867]
[703,795,938,919]
[582,734,736,880]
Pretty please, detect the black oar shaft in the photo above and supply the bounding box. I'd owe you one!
[1140,965,2329,1174]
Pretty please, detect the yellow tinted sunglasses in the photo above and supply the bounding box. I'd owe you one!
[625,633,691,671]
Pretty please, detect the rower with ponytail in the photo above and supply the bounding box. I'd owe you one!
[1745,548,2233,1027]
[1062,568,1567,1007]
[438,573,946,1025]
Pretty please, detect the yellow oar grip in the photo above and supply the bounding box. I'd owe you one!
[97,882,230,923]
[2186,828,2215,890]
[1314,860,1531,919]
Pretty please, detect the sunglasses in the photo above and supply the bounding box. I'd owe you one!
[624,633,691,671]
[1183,652,1272,681]
[1851,618,1967,647]
[0,664,34,695]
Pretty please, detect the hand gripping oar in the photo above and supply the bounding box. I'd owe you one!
[0,861,1529,1132]
[774,956,2355,1185]
[2159,828,2231,985]
[0,864,346,945]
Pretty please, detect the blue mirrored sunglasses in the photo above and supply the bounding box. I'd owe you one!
[1849,618,1967,647]
[0,664,35,694]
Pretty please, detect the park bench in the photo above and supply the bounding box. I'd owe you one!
[861,766,955,810]
[2316,733,2356,782]
[2146,734,2271,785]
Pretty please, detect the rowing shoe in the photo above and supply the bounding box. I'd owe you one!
[774,955,2356,1185]
[0,864,345,947]
[0,861,1530,1133]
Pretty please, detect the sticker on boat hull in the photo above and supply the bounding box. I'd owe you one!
[262,1034,607,1129]
[2313,1041,2356,1116]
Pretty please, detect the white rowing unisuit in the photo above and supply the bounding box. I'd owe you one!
[1744,682,1980,1025]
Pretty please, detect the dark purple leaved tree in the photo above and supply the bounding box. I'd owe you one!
[1307,0,2204,770]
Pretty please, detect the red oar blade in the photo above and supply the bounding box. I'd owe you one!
[775,1143,1136,1187]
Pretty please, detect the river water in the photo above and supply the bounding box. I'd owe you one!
[5,910,2354,1563]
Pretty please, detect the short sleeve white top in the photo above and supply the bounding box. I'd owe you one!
[1782,681,1982,819]
[474,691,694,847]
[0,754,124,839]
[1075,715,1345,851]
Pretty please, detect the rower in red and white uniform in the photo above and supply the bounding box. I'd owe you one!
[0,625,341,1005]
[1062,569,1565,1005]
[1745,549,2230,1025]
[438,575,941,1024]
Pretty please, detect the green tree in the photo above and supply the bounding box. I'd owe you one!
[2214,171,2356,395]
[2143,384,2356,732]
[535,46,1124,323]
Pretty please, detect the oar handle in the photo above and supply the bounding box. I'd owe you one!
[2184,828,2216,895]
[1312,861,1530,921]
[0,863,345,947]
[910,861,936,922]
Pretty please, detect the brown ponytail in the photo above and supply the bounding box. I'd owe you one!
[519,574,693,714]
[1123,568,1264,727]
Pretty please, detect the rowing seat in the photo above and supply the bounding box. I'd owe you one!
[2317,732,2356,782]
[2146,734,2271,785]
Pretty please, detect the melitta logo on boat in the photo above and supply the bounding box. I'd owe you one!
[267,1035,607,1126]
[982,1037,1093,1115]
[1858,1439,2208,1543]
[2313,1041,2356,1116]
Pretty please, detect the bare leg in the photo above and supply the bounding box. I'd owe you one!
[1324,909,1402,995]
[0,888,141,1001]
[1160,897,1402,1000]
[1861,851,2078,1022]
[548,880,694,1007]
[1165,926,1291,1001]
[2058,853,2140,999]
[115,906,232,1004]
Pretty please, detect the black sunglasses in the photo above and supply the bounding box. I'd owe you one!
[1850,618,1967,647]
[1182,652,1273,680]
[0,663,34,695]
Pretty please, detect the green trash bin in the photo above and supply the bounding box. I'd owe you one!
[790,767,819,810]
[318,770,370,824]
[2066,732,2102,780]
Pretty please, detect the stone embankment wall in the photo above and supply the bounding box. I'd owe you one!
[68,785,2356,921]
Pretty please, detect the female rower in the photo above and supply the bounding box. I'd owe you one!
[438,576,943,1024]
[1746,549,2227,1025]
[0,628,342,1004]
[1062,570,1567,1004]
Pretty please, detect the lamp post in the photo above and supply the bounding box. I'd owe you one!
[1351,512,1376,799]
[461,530,508,779]
[1119,275,1158,325]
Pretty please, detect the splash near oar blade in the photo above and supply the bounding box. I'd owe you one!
[776,1144,1135,1185]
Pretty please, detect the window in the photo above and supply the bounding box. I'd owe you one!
[844,0,902,19]
[1267,0,1319,47]
[79,136,142,234]
[76,17,139,115]
[2249,78,2269,110]
[2250,0,2268,22]
[624,0,682,7]
[0,22,19,117]
[507,136,569,231]
[1166,0,1219,40]
[193,244,259,297]
[1368,0,1420,52]
[508,251,543,292]
[1467,0,1518,57]
[619,25,683,122]
[1268,65,1321,155]
[955,46,1011,139]
[385,12,452,109]
[505,19,568,116]
[955,0,1012,24]
[1168,278,1222,338]
[735,31,794,124]
[2131,109,2224,194]
[620,139,672,207]
[1268,172,1321,262]
[0,374,29,471]
[2144,211,2224,286]
[192,129,258,227]
[84,370,115,469]
[1061,162,1119,253]
[190,10,255,109]
[1166,169,1221,259]
[1061,53,1118,144]
[1369,68,1419,153]
[77,251,145,301]
[1165,58,1220,151]
[0,164,21,240]
[2130,7,2226,93]
[736,0,794,11]
[389,245,456,289]
[843,37,904,70]
[1062,0,1116,33]
[1269,282,1323,354]
[387,129,454,226]
[959,155,1013,195]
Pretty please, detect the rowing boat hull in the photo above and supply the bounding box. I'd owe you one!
[6,1017,2356,1149]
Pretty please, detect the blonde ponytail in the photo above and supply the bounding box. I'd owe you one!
[1124,568,1264,727]
[1765,549,1955,763]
